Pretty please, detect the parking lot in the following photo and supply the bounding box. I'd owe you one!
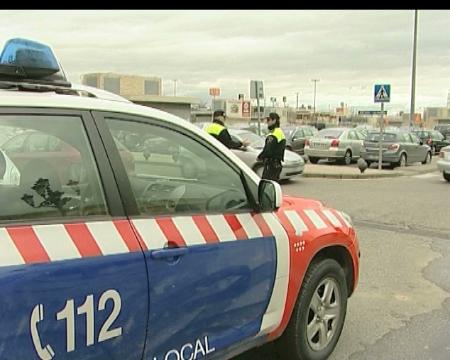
[237,169,450,360]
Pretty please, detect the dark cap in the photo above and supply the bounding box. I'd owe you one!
[266,112,280,121]
[213,110,226,118]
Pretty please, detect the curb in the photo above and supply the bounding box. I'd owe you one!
[398,166,438,176]
[302,171,402,179]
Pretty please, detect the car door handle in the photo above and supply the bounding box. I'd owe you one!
[151,247,189,259]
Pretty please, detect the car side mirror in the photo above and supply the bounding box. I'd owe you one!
[258,179,282,211]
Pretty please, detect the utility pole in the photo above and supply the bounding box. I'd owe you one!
[409,10,418,129]
[296,92,299,110]
[173,79,177,96]
[311,79,320,127]
[378,102,385,170]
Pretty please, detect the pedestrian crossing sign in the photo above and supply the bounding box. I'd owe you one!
[374,84,391,103]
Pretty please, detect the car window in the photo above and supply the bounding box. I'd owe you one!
[355,130,366,140]
[366,132,397,142]
[25,133,51,152]
[294,129,304,138]
[409,133,421,144]
[347,131,357,140]
[316,129,343,139]
[105,118,252,216]
[2,133,28,152]
[229,130,264,148]
[0,114,108,221]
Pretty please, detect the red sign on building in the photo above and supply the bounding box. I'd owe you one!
[209,88,220,96]
[242,101,251,117]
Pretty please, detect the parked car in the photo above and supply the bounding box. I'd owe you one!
[229,129,305,180]
[412,129,450,154]
[304,128,367,165]
[354,125,374,138]
[1,130,135,190]
[282,126,318,155]
[437,145,450,182]
[361,130,432,168]
[435,124,450,140]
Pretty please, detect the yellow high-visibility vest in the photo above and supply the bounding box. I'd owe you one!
[269,127,286,142]
[205,122,225,136]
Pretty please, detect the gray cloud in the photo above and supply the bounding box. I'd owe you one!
[0,10,449,111]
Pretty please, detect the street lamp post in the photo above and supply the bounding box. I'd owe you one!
[311,79,320,127]
[409,10,418,129]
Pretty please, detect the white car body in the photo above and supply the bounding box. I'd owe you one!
[437,145,450,181]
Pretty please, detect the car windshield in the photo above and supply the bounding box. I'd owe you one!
[229,130,265,148]
[316,129,343,139]
[366,132,398,142]
[413,130,430,137]
[282,128,295,137]
[431,131,444,140]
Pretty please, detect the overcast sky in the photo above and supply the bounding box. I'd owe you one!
[1,10,449,112]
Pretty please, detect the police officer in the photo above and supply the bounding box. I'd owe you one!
[205,110,249,149]
[257,112,286,181]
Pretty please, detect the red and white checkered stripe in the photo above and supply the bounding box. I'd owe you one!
[0,208,351,266]
[0,207,352,341]
[0,220,139,266]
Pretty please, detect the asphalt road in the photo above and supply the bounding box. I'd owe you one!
[236,171,450,360]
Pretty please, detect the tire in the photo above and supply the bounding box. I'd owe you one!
[276,259,348,360]
[394,153,407,168]
[340,150,352,166]
[309,157,319,164]
[422,152,432,165]
[444,172,450,182]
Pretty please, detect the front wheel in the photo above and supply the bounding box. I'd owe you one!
[276,259,348,360]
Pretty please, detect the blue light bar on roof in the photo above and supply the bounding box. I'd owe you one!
[0,38,59,71]
[0,38,70,87]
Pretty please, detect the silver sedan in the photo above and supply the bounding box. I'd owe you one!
[304,127,366,165]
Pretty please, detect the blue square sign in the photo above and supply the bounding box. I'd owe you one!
[374,84,390,103]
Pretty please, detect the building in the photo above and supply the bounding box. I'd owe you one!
[81,73,162,97]
[81,73,200,121]
[423,107,450,128]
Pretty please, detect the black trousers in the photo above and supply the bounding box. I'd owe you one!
[262,159,283,181]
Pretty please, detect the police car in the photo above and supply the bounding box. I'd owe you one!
[0,38,360,360]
